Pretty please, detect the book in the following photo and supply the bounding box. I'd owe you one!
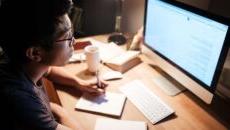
[73,41,92,50]
[94,118,147,130]
[75,92,126,117]
[105,51,141,73]
[81,38,142,73]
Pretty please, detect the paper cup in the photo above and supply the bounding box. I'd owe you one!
[84,45,100,73]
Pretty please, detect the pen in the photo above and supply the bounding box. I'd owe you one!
[96,70,101,88]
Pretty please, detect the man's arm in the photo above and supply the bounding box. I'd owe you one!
[45,66,82,88]
[46,66,107,95]
[50,103,84,130]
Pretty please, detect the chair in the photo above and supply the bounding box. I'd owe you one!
[43,78,62,106]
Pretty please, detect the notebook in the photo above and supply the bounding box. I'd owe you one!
[75,92,126,117]
[94,118,147,130]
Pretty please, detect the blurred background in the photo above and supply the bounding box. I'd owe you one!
[70,0,230,37]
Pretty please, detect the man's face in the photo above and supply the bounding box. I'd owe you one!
[41,14,74,66]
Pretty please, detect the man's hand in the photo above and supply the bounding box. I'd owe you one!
[78,79,108,96]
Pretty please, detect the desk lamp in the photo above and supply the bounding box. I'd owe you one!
[108,0,126,45]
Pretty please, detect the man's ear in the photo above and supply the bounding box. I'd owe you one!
[25,47,43,62]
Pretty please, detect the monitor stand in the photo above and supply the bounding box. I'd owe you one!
[151,65,186,96]
[152,76,186,96]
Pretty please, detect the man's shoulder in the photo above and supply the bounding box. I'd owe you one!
[0,63,33,95]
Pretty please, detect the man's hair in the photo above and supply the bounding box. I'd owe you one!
[0,0,73,63]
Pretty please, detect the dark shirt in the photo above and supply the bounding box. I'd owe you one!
[0,60,58,130]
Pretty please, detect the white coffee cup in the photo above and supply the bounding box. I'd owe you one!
[84,45,100,73]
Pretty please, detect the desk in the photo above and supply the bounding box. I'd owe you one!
[49,35,229,130]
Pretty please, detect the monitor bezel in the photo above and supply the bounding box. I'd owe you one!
[144,0,230,93]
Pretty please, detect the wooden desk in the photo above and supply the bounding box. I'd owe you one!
[51,35,229,130]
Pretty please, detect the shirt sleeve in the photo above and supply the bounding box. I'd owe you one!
[9,89,58,130]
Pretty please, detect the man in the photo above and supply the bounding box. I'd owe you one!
[0,0,107,130]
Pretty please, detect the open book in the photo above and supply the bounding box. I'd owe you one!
[84,38,142,73]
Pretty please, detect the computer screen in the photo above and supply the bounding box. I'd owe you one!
[144,0,230,93]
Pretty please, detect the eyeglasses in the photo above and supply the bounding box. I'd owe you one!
[55,36,75,47]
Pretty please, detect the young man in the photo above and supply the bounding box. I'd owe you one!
[0,0,107,130]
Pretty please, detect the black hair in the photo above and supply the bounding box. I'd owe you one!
[0,0,73,63]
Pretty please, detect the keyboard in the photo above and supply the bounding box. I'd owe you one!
[120,80,174,124]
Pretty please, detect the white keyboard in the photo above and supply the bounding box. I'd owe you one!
[120,80,174,124]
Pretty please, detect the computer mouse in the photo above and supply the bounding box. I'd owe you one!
[102,71,123,81]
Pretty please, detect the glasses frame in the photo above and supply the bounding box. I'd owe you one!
[55,36,75,47]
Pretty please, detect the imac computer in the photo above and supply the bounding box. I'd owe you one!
[143,0,230,104]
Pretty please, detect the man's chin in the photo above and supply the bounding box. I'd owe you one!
[54,60,69,66]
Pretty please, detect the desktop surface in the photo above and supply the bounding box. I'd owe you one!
[45,35,230,130]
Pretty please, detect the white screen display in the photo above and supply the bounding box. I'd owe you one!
[145,0,228,87]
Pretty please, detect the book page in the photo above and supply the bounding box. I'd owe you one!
[75,92,126,117]
[94,118,147,130]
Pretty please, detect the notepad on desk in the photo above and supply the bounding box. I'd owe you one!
[94,118,147,130]
[83,38,141,73]
[75,92,126,117]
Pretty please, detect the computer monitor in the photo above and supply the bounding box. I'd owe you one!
[143,0,230,104]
